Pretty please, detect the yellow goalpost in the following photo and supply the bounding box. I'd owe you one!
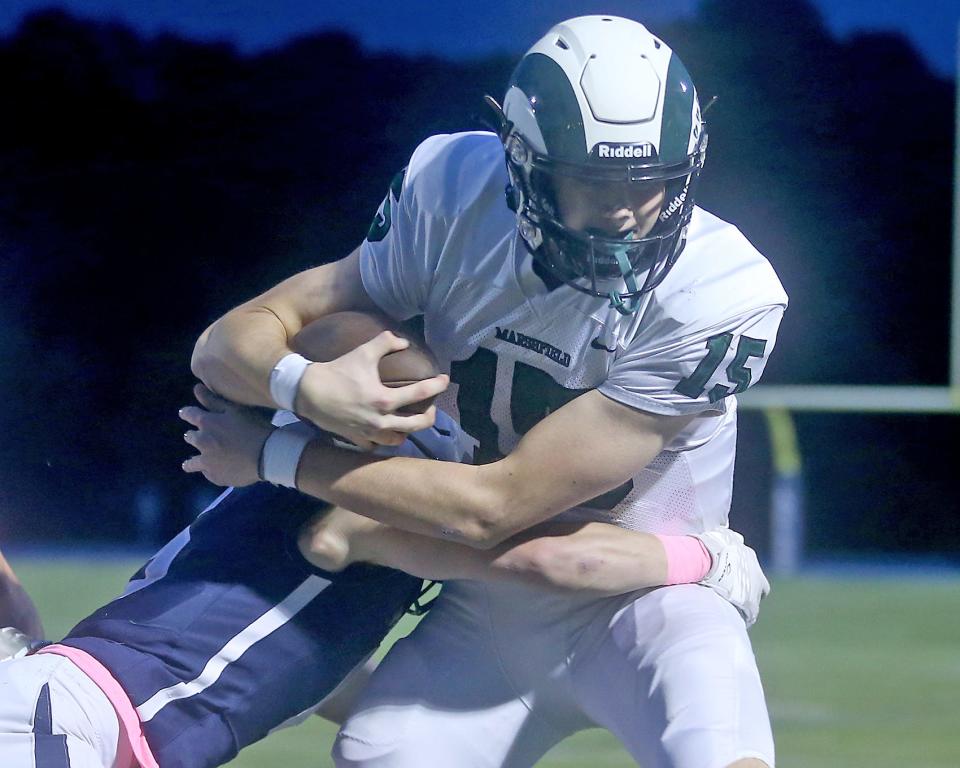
[736,29,960,573]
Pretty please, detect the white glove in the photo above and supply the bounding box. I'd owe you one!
[0,626,34,662]
[695,528,770,627]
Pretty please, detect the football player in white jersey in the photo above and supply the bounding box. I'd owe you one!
[186,15,786,768]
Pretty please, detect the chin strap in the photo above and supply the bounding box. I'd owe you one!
[607,245,643,316]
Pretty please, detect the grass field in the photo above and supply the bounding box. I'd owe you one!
[11,556,960,767]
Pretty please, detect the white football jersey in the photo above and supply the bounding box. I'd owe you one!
[360,132,788,534]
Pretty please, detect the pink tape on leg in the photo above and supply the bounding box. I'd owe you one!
[654,535,712,585]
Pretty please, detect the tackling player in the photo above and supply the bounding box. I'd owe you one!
[186,15,785,768]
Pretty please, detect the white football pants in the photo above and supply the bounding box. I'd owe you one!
[0,653,129,768]
[334,582,774,768]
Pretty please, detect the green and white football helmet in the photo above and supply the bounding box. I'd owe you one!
[489,16,707,314]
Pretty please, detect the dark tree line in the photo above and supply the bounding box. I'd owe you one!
[0,2,956,556]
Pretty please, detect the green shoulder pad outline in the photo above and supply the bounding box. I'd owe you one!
[366,167,407,243]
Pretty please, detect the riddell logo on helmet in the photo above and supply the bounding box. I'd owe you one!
[659,190,686,222]
[594,143,655,160]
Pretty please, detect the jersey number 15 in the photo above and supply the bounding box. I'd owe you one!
[450,348,634,511]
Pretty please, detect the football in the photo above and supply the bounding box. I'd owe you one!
[291,310,440,414]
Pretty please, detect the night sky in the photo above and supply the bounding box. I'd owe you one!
[1,0,957,554]
[0,0,956,76]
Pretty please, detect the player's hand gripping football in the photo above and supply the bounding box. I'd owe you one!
[294,331,448,451]
[180,383,272,487]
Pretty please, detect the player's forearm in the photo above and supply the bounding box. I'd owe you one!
[351,522,669,596]
[295,435,651,550]
[292,391,690,549]
[491,523,669,595]
[296,443,502,546]
[341,391,692,549]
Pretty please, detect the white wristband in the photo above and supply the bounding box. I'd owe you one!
[269,353,312,411]
[260,421,317,488]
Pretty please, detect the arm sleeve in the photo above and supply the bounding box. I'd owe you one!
[599,304,785,416]
[358,137,450,321]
